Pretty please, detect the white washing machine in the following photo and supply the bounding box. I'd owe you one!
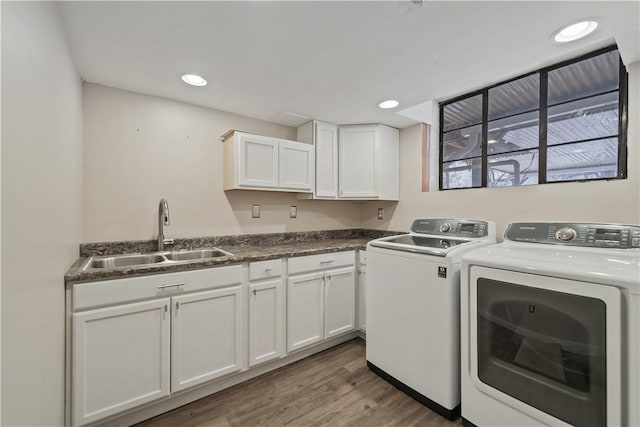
[461,222,640,427]
[367,219,496,419]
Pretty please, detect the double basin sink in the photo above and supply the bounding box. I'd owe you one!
[81,248,234,271]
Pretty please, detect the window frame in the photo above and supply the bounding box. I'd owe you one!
[438,45,628,191]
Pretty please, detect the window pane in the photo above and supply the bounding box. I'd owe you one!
[442,158,482,189]
[548,92,619,145]
[548,50,619,106]
[488,150,539,187]
[442,125,482,161]
[547,138,618,182]
[442,94,482,132]
[489,74,539,121]
[488,111,539,155]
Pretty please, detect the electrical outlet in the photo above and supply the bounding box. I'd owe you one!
[377,208,384,220]
[252,205,261,218]
[289,206,297,218]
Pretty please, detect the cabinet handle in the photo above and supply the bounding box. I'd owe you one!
[320,260,335,265]
[163,304,168,319]
[158,282,186,290]
[176,302,180,311]
[253,289,257,296]
[264,268,272,272]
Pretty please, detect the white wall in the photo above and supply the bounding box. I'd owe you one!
[361,63,640,237]
[1,2,83,426]
[82,84,360,242]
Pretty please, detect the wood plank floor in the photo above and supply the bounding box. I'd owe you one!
[137,339,462,427]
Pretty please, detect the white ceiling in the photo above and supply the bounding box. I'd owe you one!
[57,1,640,129]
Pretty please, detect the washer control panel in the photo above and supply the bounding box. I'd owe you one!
[411,219,488,237]
[505,222,640,249]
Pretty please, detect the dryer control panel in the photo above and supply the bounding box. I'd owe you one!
[410,219,489,237]
[505,222,640,248]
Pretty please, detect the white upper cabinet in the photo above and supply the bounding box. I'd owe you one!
[278,140,314,190]
[298,121,339,199]
[339,124,399,200]
[297,122,399,201]
[315,122,339,198]
[236,133,279,188]
[223,130,313,193]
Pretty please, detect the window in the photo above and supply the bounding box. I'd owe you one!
[439,46,627,190]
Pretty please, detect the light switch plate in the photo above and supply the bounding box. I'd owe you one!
[289,206,297,218]
[377,208,384,220]
[252,205,261,218]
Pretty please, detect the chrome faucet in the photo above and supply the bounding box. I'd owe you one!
[158,198,174,251]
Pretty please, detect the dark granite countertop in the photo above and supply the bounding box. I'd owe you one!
[65,229,402,285]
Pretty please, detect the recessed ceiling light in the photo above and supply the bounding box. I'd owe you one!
[553,21,598,43]
[181,74,207,87]
[379,100,399,109]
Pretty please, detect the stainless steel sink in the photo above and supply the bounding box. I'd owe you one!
[165,248,232,261]
[86,254,166,269]
[81,247,234,271]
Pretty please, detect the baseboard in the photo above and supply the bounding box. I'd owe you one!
[366,361,460,421]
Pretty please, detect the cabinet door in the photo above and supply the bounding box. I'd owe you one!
[314,121,338,198]
[73,299,170,426]
[249,279,285,366]
[279,140,314,191]
[325,267,356,338]
[171,286,244,392]
[287,271,325,352]
[339,126,377,198]
[357,269,367,331]
[237,133,279,188]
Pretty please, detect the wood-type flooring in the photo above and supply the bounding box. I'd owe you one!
[137,338,462,427]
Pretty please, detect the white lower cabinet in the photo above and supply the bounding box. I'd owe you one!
[248,259,285,366]
[357,269,367,332]
[70,253,359,426]
[324,267,356,338]
[357,250,367,332]
[171,286,244,392]
[72,298,171,426]
[286,251,356,352]
[287,271,326,352]
[70,266,243,426]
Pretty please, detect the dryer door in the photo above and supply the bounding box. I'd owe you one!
[469,266,621,427]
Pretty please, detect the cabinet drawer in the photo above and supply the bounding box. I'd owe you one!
[73,265,242,311]
[249,259,283,281]
[287,251,355,275]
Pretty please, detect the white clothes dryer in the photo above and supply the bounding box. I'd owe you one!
[461,222,640,427]
[367,219,496,419]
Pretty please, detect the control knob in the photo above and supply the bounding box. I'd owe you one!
[439,223,451,233]
[555,227,577,241]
